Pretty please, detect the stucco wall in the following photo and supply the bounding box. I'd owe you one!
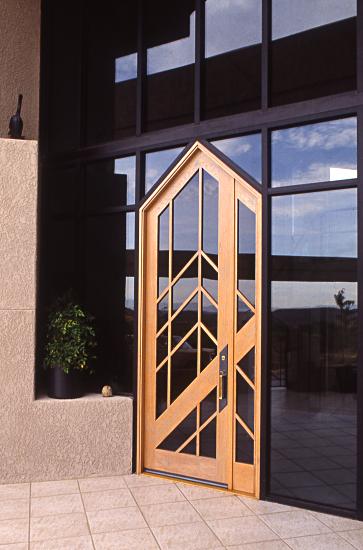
[0,139,133,483]
[0,0,40,139]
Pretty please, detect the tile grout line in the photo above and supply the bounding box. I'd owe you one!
[76,479,96,550]
[174,482,228,548]
[127,483,163,550]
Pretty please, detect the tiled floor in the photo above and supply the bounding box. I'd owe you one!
[0,474,362,549]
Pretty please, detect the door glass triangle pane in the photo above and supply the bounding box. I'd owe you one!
[238,200,256,306]
[158,206,169,296]
[202,293,218,340]
[237,296,253,331]
[238,348,255,383]
[172,294,198,345]
[200,417,216,458]
[156,363,167,418]
[157,329,168,366]
[237,373,254,433]
[158,293,168,331]
[202,170,219,265]
[172,259,198,313]
[200,388,217,425]
[173,172,199,278]
[171,329,198,403]
[158,408,197,452]
[211,134,262,184]
[235,421,254,464]
[202,257,218,302]
[201,330,217,371]
[180,437,196,455]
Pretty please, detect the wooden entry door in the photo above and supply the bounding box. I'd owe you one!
[138,142,261,496]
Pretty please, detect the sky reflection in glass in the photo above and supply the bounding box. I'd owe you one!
[114,156,136,205]
[145,147,184,193]
[211,134,261,183]
[272,118,357,187]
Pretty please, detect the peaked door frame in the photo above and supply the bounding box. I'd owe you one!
[137,140,262,496]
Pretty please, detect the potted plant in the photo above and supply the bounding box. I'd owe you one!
[44,293,96,399]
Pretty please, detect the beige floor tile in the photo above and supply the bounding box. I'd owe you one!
[82,488,135,512]
[141,500,200,527]
[31,479,79,498]
[0,518,29,545]
[239,496,295,515]
[93,528,159,549]
[207,515,279,546]
[191,495,252,520]
[286,532,356,549]
[131,484,185,506]
[176,483,229,501]
[123,474,173,488]
[311,511,363,532]
[78,476,127,493]
[0,499,28,521]
[0,484,29,502]
[225,541,290,550]
[339,529,363,549]
[31,493,83,517]
[0,544,28,550]
[30,512,89,542]
[260,510,331,539]
[152,521,222,549]
[30,534,94,549]
[87,506,146,534]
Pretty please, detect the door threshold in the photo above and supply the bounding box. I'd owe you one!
[143,468,228,489]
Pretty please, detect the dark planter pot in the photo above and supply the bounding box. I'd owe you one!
[47,367,84,399]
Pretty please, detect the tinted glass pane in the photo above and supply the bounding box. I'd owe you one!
[156,364,168,418]
[173,173,199,277]
[200,418,216,458]
[157,294,168,331]
[145,147,184,194]
[237,297,254,331]
[157,330,168,366]
[47,1,82,152]
[270,189,358,511]
[236,422,254,464]
[49,165,79,216]
[204,0,261,119]
[202,171,219,263]
[114,157,136,205]
[172,296,198,346]
[86,158,136,210]
[172,260,198,313]
[202,258,218,303]
[200,388,217,424]
[146,1,195,131]
[238,348,255,383]
[180,437,197,455]
[170,330,198,402]
[158,206,169,295]
[84,215,135,393]
[211,134,262,183]
[201,331,217,371]
[158,409,197,451]
[86,1,137,144]
[238,201,256,305]
[272,118,357,187]
[236,374,254,432]
[271,0,356,106]
[202,294,218,340]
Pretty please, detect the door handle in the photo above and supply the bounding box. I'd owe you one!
[219,345,228,411]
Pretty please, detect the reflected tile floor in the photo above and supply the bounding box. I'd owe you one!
[0,474,361,549]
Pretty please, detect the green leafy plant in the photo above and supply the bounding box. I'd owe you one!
[44,293,96,374]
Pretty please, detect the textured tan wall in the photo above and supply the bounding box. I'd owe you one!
[0,139,133,483]
[0,0,40,139]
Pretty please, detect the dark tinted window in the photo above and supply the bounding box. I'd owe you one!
[145,0,195,131]
[271,0,357,105]
[86,1,138,144]
[204,0,261,119]
[270,189,358,510]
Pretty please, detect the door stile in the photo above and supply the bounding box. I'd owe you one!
[217,171,235,487]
